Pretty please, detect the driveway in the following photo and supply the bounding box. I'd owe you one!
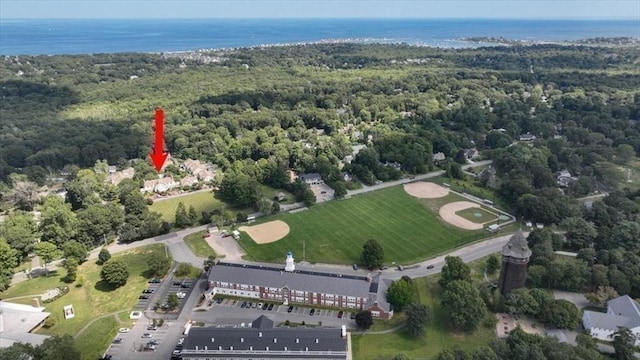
[553,291,590,310]
[205,232,246,262]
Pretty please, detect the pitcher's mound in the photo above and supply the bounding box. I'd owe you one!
[404,182,449,199]
[238,220,290,244]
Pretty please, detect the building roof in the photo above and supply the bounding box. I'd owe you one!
[608,295,640,329]
[0,301,50,348]
[584,310,630,331]
[298,173,322,182]
[209,262,384,304]
[252,315,274,329]
[181,316,347,359]
[501,230,532,259]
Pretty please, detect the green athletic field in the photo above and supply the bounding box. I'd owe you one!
[237,186,484,265]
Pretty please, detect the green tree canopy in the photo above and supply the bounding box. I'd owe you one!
[439,256,471,288]
[62,241,88,263]
[0,211,38,258]
[0,239,19,291]
[147,250,171,278]
[540,299,579,329]
[405,303,430,337]
[355,310,373,330]
[100,259,130,287]
[38,196,78,247]
[34,241,62,276]
[386,277,415,312]
[441,280,487,331]
[361,239,384,270]
[97,248,111,265]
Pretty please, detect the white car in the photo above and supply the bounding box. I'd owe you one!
[118,328,130,333]
[176,292,186,299]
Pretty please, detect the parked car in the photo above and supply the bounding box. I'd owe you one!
[241,301,247,308]
[173,280,182,286]
[147,325,158,331]
[268,303,274,310]
[261,303,268,310]
[176,292,186,299]
[148,278,161,283]
[321,191,327,194]
[338,311,344,319]
[287,305,294,313]
[397,264,404,271]
[139,295,149,300]
[148,339,159,345]
[352,264,358,270]
[118,328,130,333]
[113,338,123,344]
[309,309,315,316]
[141,333,153,338]
[251,302,257,308]
[142,289,154,293]
[426,264,435,269]
[216,297,224,304]
[350,313,356,320]
[180,283,190,288]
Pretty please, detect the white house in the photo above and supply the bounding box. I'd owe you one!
[142,176,178,194]
[298,173,323,185]
[582,295,640,346]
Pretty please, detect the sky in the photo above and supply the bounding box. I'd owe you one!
[1,0,639,19]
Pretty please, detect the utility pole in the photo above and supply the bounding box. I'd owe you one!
[303,239,306,262]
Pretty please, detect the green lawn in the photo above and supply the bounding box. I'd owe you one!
[237,186,483,265]
[351,276,497,359]
[75,315,118,360]
[183,231,217,258]
[0,244,168,359]
[455,207,498,224]
[149,191,226,222]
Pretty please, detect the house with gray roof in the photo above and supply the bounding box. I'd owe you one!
[206,254,393,319]
[298,173,324,185]
[583,295,640,346]
[180,315,348,359]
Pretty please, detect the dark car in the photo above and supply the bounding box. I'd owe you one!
[241,301,247,308]
[138,295,149,300]
[148,278,161,283]
[113,338,123,344]
[350,312,356,320]
[352,264,358,270]
[287,305,294,313]
[215,297,223,304]
[262,303,269,310]
[338,311,344,319]
[426,264,435,269]
[309,309,315,316]
[181,283,191,288]
[148,339,159,345]
[268,303,274,311]
[142,289,154,294]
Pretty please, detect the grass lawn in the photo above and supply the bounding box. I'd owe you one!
[149,190,226,222]
[237,186,484,265]
[0,244,168,360]
[455,207,498,224]
[183,231,217,258]
[351,276,497,359]
[75,315,118,360]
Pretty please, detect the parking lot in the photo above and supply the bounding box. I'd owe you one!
[310,183,334,203]
[210,297,356,322]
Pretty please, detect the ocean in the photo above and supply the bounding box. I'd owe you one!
[0,18,638,55]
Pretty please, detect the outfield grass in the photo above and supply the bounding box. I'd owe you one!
[237,186,483,265]
[455,207,498,224]
[149,190,225,222]
[351,276,496,359]
[183,231,217,258]
[0,245,168,359]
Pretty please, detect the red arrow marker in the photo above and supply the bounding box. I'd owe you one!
[149,108,169,172]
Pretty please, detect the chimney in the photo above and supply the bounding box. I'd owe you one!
[218,346,222,350]
[229,346,232,351]
[258,332,262,337]
[240,337,244,343]
[32,298,41,308]
[273,338,277,343]
[211,337,215,342]
[249,346,253,351]
[315,338,319,343]
[296,338,299,343]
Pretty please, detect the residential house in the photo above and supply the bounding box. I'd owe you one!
[384,161,402,170]
[432,152,446,162]
[519,133,537,141]
[107,165,117,174]
[298,173,324,185]
[583,295,640,346]
[342,144,366,164]
[206,255,393,319]
[180,315,349,359]
[142,176,178,194]
[180,176,198,188]
[107,167,135,185]
[181,159,215,183]
[275,192,287,202]
[556,169,578,188]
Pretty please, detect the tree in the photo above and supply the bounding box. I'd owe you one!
[333,181,347,199]
[612,327,635,360]
[62,241,87,263]
[188,205,198,225]
[167,293,179,309]
[486,254,500,274]
[38,196,78,247]
[361,239,384,270]
[441,280,487,330]
[386,277,415,312]
[540,299,579,329]
[97,248,111,265]
[7,181,40,211]
[405,303,429,337]
[34,242,62,276]
[62,257,78,283]
[614,144,635,165]
[0,211,38,258]
[76,203,124,246]
[0,239,19,291]
[174,202,191,228]
[439,256,471,288]
[559,217,597,249]
[147,251,171,277]
[472,347,499,360]
[355,310,373,330]
[100,259,130,287]
[35,334,81,360]
[302,187,316,207]
[586,286,619,305]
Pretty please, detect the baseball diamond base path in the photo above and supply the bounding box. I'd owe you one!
[239,220,290,244]
[403,182,449,198]
[439,201,484,230]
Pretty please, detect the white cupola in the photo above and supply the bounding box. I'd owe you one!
[284,250,295,272]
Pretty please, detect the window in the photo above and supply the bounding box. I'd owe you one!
[371,311,380,317]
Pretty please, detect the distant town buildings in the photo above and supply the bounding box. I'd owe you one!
[181,159,215,183]
[556,169,578,188]
[518,133,537,141]
[498,230,531,296]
